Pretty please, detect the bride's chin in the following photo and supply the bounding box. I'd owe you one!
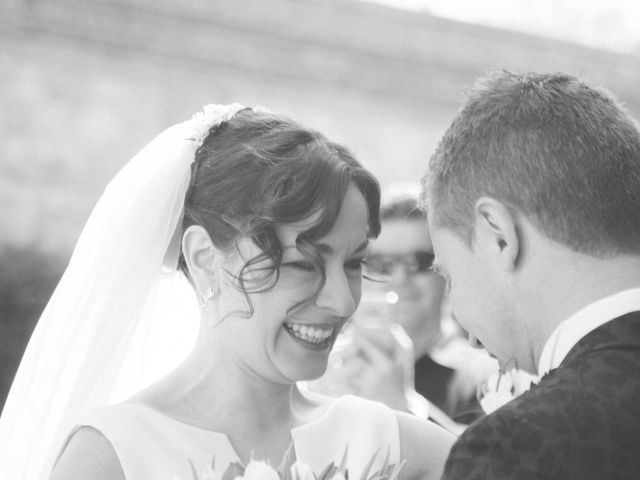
[280,359,330,384]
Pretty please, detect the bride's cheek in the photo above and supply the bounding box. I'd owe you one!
[277,270,320,291]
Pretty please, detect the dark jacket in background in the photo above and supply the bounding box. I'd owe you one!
[415,355,484,424]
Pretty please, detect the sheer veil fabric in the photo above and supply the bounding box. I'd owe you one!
[0,105,246,479]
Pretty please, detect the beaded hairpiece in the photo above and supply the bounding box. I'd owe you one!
[190,104,272,146]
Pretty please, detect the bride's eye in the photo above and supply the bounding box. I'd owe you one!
[282,260,317,272]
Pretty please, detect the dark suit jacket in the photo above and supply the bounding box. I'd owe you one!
[441,312,640,479]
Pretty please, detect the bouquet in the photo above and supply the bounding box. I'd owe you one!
[187,445,404,480]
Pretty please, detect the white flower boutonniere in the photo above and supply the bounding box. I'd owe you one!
[478,369,534,414]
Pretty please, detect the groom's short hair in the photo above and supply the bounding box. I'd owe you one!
[422,70,640,257]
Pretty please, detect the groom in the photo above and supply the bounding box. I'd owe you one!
[421,71,640,479]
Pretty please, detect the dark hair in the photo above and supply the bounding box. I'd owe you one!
[179,108,381,314]
[422,70,640,256]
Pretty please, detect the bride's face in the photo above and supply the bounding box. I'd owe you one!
[216,184,370,382]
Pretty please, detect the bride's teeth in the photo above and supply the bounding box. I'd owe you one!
[285,322,335,344]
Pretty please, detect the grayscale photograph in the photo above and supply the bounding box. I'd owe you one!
[1,1,640,478]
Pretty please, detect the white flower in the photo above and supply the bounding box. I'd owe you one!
[478,370,532,414]
[201,466,220,480]
[181,468,219,480]
[328,473,347,480]
[291,461,316,480]
[478,390,513,414]
[190,103,246,146]
[242,460,280,480]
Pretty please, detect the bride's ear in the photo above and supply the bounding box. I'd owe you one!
[181,225,219,291]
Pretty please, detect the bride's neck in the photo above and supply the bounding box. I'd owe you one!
[143,330,300,432]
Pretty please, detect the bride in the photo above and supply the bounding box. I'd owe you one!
[0,105,455,479]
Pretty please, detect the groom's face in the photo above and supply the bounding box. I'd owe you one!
[428,221,517,367]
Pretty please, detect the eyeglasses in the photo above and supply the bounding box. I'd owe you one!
[366,251,435,275]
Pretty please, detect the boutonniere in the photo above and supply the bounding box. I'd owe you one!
[477,369,534,414]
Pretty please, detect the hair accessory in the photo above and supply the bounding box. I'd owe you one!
[190,104,246,146]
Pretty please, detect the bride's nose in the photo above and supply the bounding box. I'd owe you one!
[314,267,357,318]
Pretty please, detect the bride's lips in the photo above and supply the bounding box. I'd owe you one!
[283,320,342,352]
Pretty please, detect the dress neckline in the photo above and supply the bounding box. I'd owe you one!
[87,393,399,480]
[121,390,345,465]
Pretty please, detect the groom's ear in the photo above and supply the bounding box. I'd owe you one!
[181,225,219,290]
[473,197,520,272]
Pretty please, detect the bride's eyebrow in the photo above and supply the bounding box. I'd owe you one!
[281,239,369,255]
[315,239,369,256]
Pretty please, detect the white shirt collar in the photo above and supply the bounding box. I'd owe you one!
[537,288,640,377]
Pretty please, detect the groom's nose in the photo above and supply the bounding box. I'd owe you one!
[468,333,484,350]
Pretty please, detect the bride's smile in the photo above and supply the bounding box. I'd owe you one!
[283,321,336,347]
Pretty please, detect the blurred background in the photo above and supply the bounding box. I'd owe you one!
[2,0,640,410]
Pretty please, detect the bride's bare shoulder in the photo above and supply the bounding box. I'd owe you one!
[50,426,124,480]
[394,411,456,480]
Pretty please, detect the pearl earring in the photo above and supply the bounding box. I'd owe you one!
[201,285,218,309]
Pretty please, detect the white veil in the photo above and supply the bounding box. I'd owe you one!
[0,104,246,479]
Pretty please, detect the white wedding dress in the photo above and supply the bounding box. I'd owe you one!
[65,394,401,479]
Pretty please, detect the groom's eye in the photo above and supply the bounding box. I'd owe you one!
[429,262,451,289]
[428,263,442,276]
[345,258,366,271]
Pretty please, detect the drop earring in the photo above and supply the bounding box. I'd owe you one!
[201,285,218,309]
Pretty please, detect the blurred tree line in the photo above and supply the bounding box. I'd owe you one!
[0,246,64,410]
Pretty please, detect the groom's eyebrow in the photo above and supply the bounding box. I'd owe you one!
[350,239,369,255]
